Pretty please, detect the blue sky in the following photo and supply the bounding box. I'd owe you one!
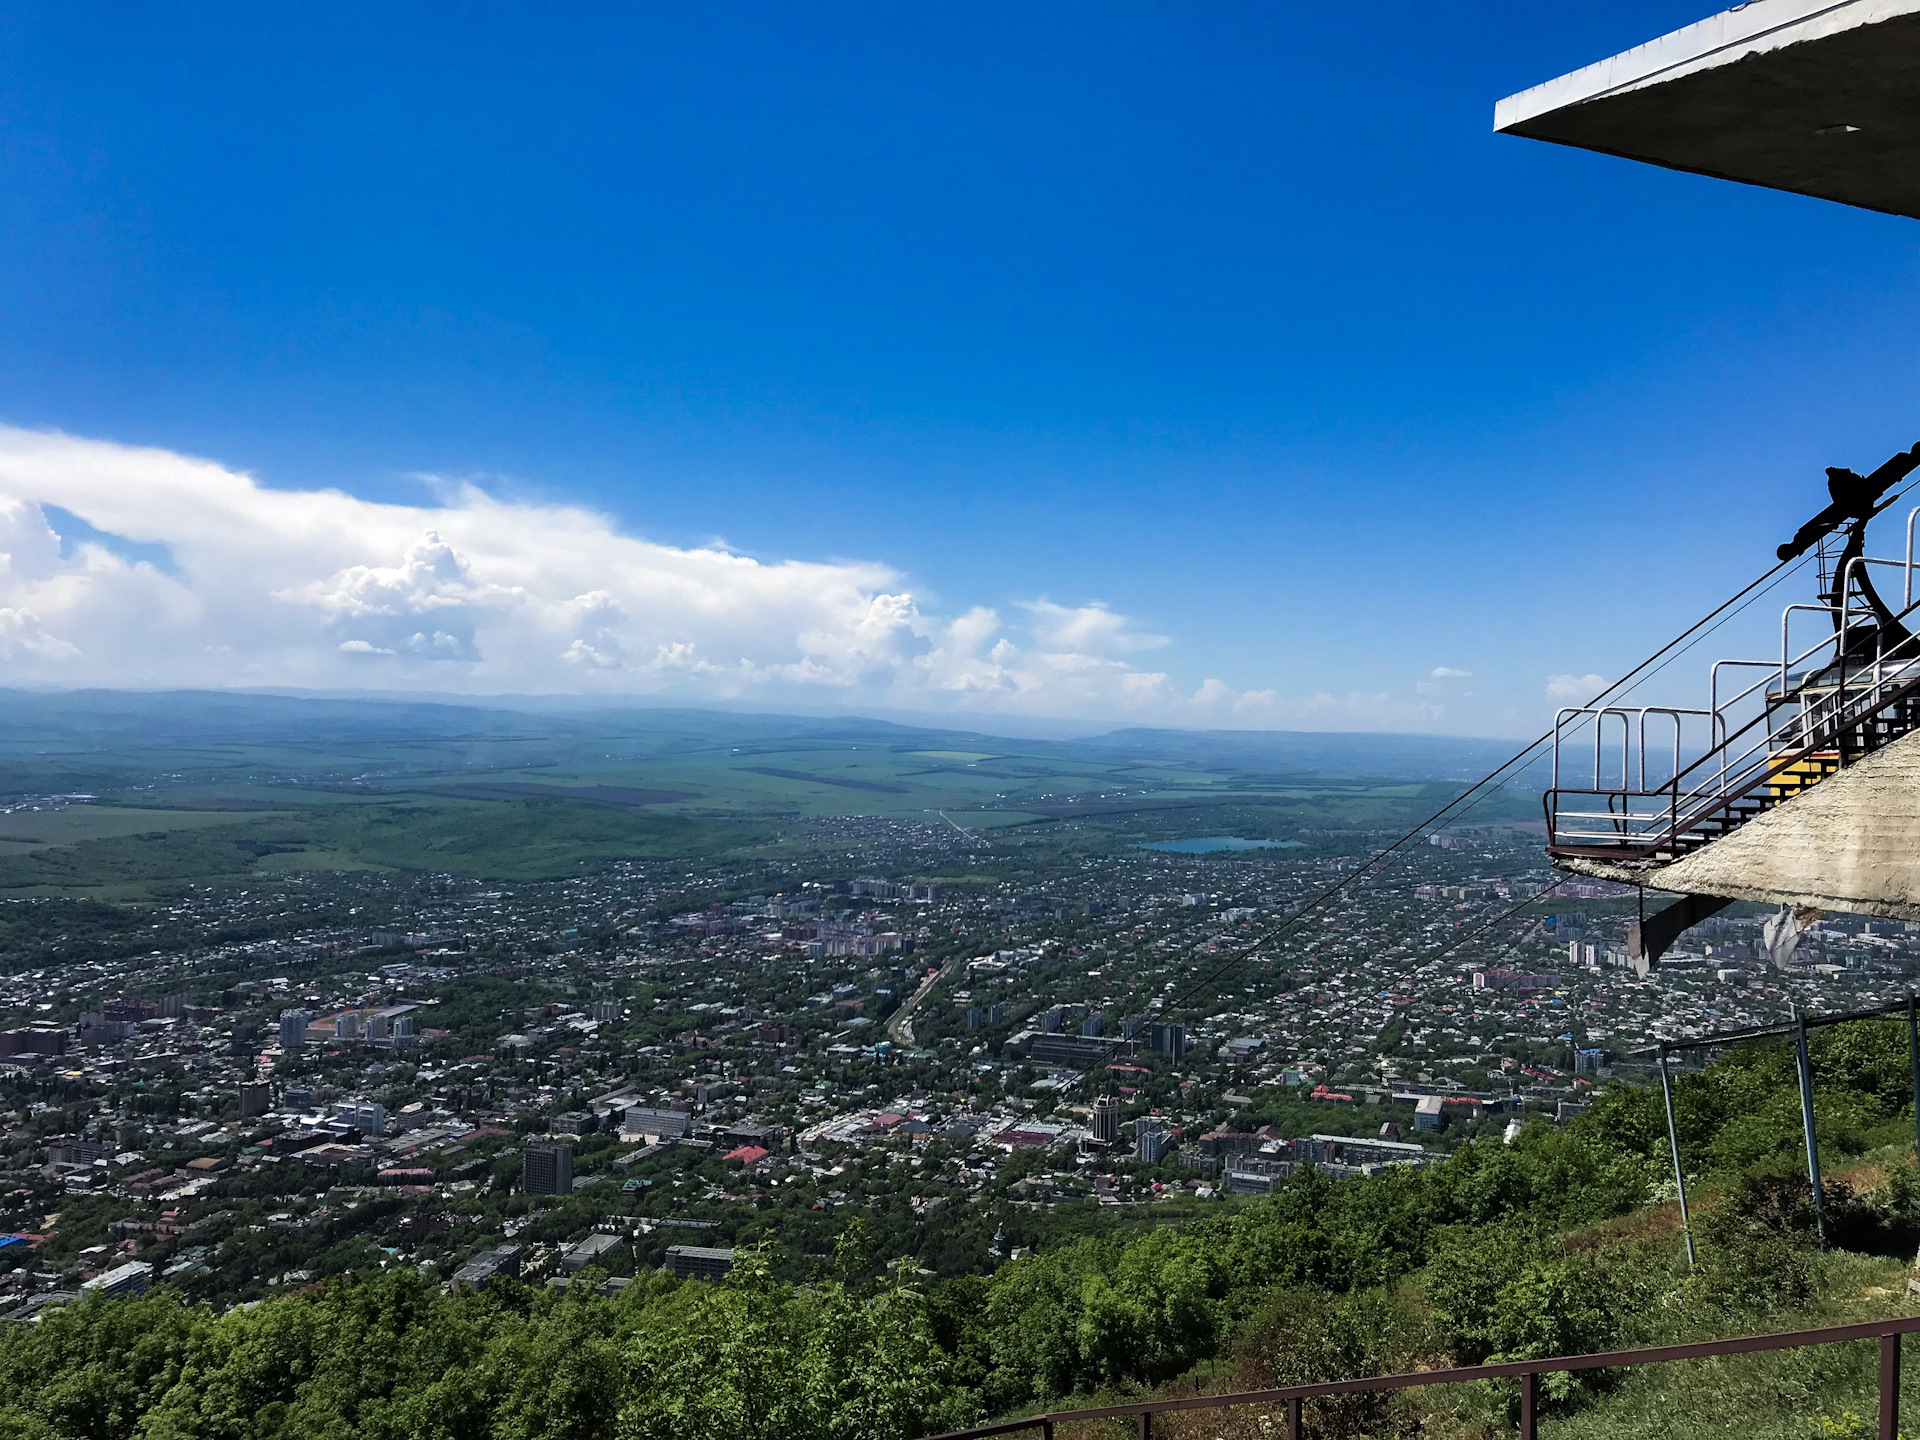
[0,3,1913,735]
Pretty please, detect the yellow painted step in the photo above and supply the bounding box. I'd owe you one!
[1771,752,1839,800]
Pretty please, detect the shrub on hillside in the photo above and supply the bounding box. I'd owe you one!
[1684,1168,1822,1316]
[1234,1285,1435,1440]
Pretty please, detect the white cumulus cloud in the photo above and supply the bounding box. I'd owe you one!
[0,427,1220,722]
[0,425,1530,733]
[1020,599,1169,656]
[1546,673,1608,702]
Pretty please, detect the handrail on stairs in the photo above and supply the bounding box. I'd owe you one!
[1547,573,1920,858]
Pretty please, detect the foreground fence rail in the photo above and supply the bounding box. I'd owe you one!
[922,1312,1920,1440]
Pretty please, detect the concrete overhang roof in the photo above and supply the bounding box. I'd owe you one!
[1495,0,1920,219]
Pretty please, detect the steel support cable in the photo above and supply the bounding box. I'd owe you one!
[1209,547,1844,1043]
[1294,554,1805,922]
[1167,566,1804,1031]
[1285,555,1826,1037]
[1341,548,1817,858]
[1301,878,1571,1029]
[1161,544,1823,1020]
[1194,482,1920,1042]
[1175,568,1804,1036]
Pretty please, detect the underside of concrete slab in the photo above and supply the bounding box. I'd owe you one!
[1496,0,1920,219]
[1558,725,1920,920]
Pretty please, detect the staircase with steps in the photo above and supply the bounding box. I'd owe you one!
[1546,559,1920,868]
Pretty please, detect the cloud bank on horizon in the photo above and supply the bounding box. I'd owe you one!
[0,426,1481,729]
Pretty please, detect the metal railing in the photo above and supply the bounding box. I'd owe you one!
[923,1312,1920,1440]
[1548,654,1920,856]
[1546,518,1920,858]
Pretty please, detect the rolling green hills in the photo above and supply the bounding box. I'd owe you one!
[0,689,1538,894]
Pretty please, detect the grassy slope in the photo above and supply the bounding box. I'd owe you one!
[0,798,767,892]
[0,806,291,853]
[1049,1209,1920,1440]
[1006,1025,1920,1440]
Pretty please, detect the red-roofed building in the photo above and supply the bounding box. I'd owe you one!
[725,1145,770,1166]
[991,1121,1070,1149]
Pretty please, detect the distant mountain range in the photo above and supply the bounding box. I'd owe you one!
[0,687,1536,791]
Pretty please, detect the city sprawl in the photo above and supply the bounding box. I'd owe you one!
[4,802,1914,1312]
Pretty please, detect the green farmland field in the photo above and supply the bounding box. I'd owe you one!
[0,689,1538,892]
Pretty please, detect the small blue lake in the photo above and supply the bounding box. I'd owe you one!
[1139,837,1304,854]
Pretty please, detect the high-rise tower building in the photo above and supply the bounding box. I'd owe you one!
[523,1142,573,1195]
[1090,1095,1120,1145]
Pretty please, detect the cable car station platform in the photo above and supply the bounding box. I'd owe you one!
[1498,0,1920,965]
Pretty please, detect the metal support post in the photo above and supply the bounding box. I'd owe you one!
[1907,995,1920,1163]
[1881,1331,1902,1440]
[1137,1412,1149,1440]
[1287,1396,1303,1440]
[1795,1007,1829,1249]
[1520,1370,1539,1440]
[1657,1045,1697,1267]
